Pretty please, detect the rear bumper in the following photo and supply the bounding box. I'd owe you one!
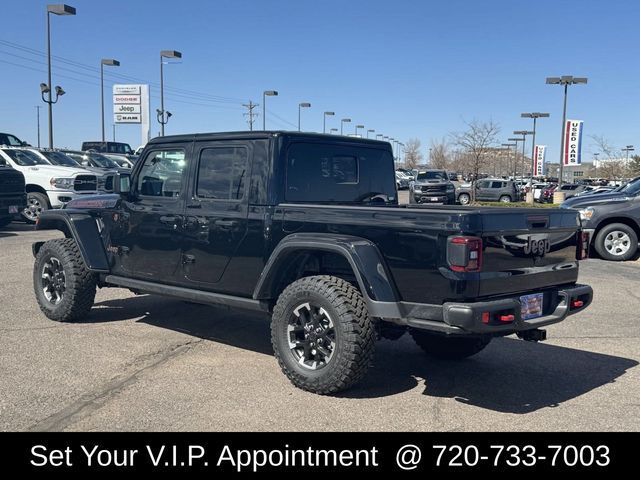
[371,284,593,336]
[0,194,27,216]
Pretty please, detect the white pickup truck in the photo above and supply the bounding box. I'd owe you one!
[0,147,99,222]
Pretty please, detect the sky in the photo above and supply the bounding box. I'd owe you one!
[1,0,639,164]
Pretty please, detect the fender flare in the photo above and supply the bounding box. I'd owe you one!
[33,210,110,272]
[253,233,402,317]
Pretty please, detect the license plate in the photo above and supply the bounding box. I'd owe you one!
[520,293,544,320]
[8,205,18,214]
[430,197,439,202]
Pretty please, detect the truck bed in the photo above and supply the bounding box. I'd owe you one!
[273,203,581,305]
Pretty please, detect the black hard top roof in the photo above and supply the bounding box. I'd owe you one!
[147,131,390,146]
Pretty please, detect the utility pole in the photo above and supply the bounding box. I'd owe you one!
[35,106,41,148]
[243,100,259,131]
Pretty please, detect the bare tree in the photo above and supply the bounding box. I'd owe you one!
[590,134,629,180]
[403,138,423,169]
[451,119,500,200]
[429,138,450,170]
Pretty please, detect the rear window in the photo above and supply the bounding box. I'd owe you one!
[286,143,395,204]
[490,181,505,188]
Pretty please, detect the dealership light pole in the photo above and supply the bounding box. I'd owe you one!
[44,4,76,149]
[323,111,334,133]
[546,76,588,185]
[513,130,534,186]
[502,142,516,178]
[340,118,351,135]
[330,128,338,134]
[355,124,364,137]
[376,134,383,140]
[159,50,182,136]
[508,137,524,179]
[521,112,549,202]
[298,102,311,131]
[623,145,635,162]
[367,129,375,138]
[262,90,278,130]
[101,58,120,142]
[35,106,41,148]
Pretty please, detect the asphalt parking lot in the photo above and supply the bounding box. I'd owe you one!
[1,222,638,432]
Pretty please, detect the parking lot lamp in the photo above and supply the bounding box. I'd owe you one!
[508,137,524,178]
[159,50,182,136]
[513,130,534,186]
[330,128,338,134]
[367,129,375,138]
[101,59,120,142]
[622,145,635,163]
[323,111,334,133]
[340,118,351,135]
[355,124,364,137]
[298,102,311,131]
[376,134,383,140]
[45,4,76,148]
[546,76,588,185]
[262,90,278,130]
[521,113,550,202]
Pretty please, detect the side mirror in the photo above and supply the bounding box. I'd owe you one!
[113,172,131,194]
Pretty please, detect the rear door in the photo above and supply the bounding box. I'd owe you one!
[181,140,250,289]
[475,180,490,200]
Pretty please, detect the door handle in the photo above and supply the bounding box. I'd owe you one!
[214,219,238,228]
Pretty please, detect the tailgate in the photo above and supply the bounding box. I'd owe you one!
[478,209,581,298]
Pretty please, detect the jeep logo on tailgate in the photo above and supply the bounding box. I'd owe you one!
[523,237,551,256]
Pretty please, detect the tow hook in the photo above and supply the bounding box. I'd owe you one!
[517,329,547,342]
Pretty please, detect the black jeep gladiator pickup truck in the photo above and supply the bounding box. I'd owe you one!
[32,132,593,394]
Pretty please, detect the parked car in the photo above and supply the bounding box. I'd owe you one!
[395,171,410,190]
[0,161,26,228]
[456,178,519,205]
[0,132,29,147]
[409,169,456,204]
[556,183,589,199]
[0,147,99,222]
[541,184,558,203]
[26,149,115,192]
[32,130,592,394]
[81,141,135,156]
[60,150,127,173]
[577,186,615,196]
[532,182,550,202]
[562,176,640,261]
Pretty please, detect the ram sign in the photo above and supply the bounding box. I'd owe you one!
[112,84,150,145]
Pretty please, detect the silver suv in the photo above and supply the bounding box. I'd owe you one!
[456,179,520,205]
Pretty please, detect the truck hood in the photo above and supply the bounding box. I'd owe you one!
[561,191,630,208]
[17,164,93,177]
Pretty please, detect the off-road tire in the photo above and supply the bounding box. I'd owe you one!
[594,223,638,261]
[409,329,491,360]
[33,238,97,322]
[271,275,375,394]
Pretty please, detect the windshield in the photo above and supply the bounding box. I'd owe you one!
[417,171,447,180]
[2,149,48,166]
[0,133,24,146]
[89,153,119,168]
[41,151,80,167]
[616,178,640,195]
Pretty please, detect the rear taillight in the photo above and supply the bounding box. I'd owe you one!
[447,236,483,272]
[576,230,590,260]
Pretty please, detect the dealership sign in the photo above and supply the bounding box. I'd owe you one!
[563,120,583,165]
[112,84,150,145]
[534,145,546,176]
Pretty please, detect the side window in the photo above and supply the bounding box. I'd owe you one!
[477,180,489,189]
[137,149,186,198]
[196,146,248,200]
[490,181,504,189]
